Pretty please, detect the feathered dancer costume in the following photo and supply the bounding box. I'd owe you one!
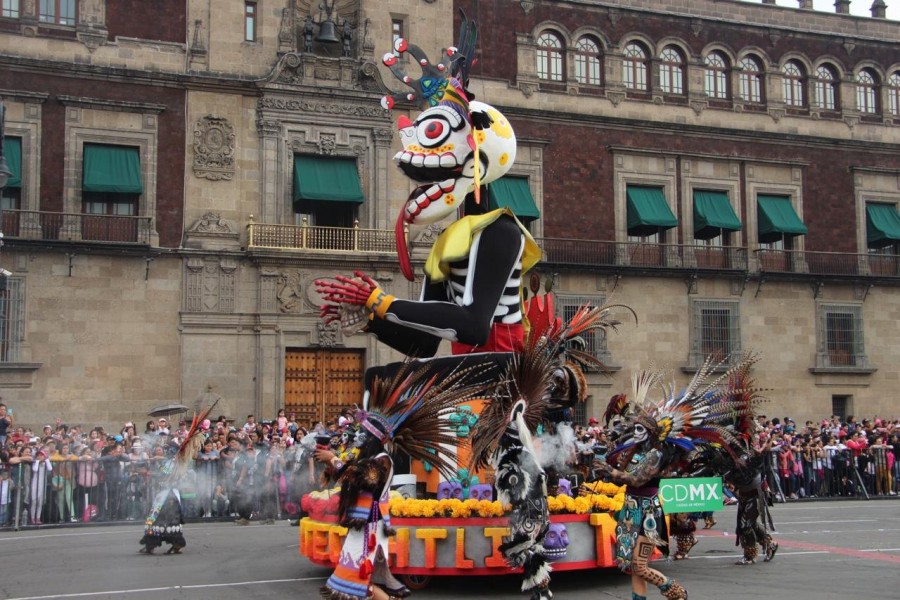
[596,354,766,600]
[139,398,218,555]
[471,302,630,600]
[320,361,490,600]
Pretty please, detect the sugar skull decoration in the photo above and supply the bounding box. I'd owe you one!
[381,18,517,281]
[556,478,572,497]
[449,405,479,438]
[469,483,494,501]
[437,481,463,500]
[543,524,570,562]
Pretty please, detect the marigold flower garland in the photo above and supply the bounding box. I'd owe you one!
[388,482,626,518]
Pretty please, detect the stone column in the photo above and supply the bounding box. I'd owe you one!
[256,117,284,224]
[871,1,887,18]
[835,0,852,13]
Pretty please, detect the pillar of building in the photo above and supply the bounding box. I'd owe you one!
[871,0,888,18]
[835,0,851,14]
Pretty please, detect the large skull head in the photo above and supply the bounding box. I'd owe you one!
[394,100,516,227]
[544,523,570,561]
[556,478,572,497]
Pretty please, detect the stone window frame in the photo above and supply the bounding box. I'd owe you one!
[62,105,160,244]
[745,166,805,257]
[852,172,900,256]
[612,152,678,244]
[687,298,742,369]
[781,58,808,108]
[536,29,565,82]
[811,61,842,112]
[887,69,900,117]
[736,51,768,104]
[703,50,730,100]
[573,34,603,86]
[283,125,372,228]
[504,140,545,239]
[0,93,47,213]
[621,38,652,93]
[854,67,881,115]
[679,158,742,247]
[814,301,871,372]
[657,44,687,96]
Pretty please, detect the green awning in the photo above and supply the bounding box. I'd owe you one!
[693,190,741,240]
[293,155,364,204]
[488,176,541,221]
[757,195,807,243]
[626,186,677,236]
[2,136,21,189]
[866,202,900,249]
[82,144,143,194]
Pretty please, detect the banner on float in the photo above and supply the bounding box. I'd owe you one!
[659,476,724,513]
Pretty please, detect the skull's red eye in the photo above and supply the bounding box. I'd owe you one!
[425,121,444,139]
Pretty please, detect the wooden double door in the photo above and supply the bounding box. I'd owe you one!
[284,349,365,428]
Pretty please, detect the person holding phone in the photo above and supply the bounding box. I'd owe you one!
[0,402,13,447]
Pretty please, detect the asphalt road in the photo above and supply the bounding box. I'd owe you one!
[0,499,897,600]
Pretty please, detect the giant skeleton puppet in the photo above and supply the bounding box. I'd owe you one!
[595,355,766,600]
[315,15,538,366]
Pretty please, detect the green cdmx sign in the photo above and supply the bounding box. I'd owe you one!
[658,476,724,513]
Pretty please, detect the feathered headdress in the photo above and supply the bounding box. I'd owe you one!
[168,394,219,481]
[607,353,768,464]
[359,360,491,479]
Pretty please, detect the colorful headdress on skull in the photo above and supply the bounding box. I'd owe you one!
[357,360,491,479]
[606,353,768,465]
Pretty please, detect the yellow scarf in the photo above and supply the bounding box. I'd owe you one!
[424,208,541,283]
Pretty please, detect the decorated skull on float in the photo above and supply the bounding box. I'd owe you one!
[543,523,570,562]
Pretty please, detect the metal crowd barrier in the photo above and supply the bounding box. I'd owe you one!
[763,447,897,501]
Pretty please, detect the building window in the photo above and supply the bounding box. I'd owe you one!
[856,69,879,114]
[704,52,729,99]
[888,71,900,116]
[244,1,257,42]
[536,31,563,82]
[659,46,685,95]
[623,42,648,91]
[574,37,601,85]
[818,304,867,368]
[559,295,611,367]
[782,61,806,107]
[0,276,24,362]
[391,19,403,56]
[39,0,75,25]
[2,0,20,18]
[813,65,838,110]
[739,56,763,103]
[691,300,740,365]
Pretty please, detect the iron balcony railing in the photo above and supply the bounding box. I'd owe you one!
[755,248,900,279]
[247,217,400,253]
[537,238,749,271]
[1,209,153,245]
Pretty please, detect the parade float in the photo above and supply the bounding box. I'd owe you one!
[299,480,626,588]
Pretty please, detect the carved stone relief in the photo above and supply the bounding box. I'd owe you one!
[184,257,237,313]
[187,212,238,234]
[276,270,306,313]
[193,116,235,180]
[317,321,339,347]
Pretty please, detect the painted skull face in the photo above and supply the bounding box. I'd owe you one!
[469,484,493,501]
[633,423,649,445]
[395,100,516,226]
[544,523,570,561]
[556,479,572,497]
[437,481,463,500]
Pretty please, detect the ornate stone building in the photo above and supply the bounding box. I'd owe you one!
[0,0,898,429]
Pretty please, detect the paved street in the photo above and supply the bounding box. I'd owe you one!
[0,500,897,599]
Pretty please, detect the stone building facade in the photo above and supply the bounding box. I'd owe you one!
[0,0,898,430]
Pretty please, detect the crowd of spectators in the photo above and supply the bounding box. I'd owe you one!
[0,398,897,528]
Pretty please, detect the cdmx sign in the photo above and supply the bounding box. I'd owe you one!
[658,477,724,513]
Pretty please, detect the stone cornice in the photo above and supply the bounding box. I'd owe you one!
[0,89,49,103]
[57,95,166,114]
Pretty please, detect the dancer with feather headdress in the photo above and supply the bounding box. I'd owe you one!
[138,397,218,555]
[470,300,632,600]
[316,361,490,600]
[594,353,767,600]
